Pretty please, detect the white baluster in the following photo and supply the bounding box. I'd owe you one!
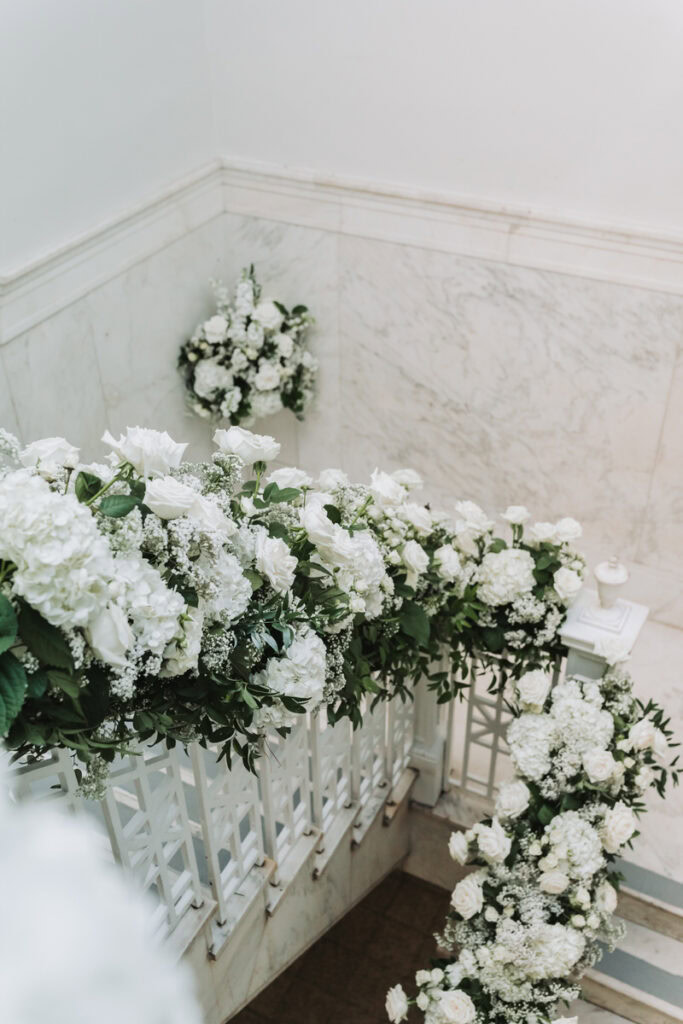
[409,667,447,807]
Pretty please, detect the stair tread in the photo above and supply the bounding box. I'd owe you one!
[609,919,683,978]
[595,932,683,1011]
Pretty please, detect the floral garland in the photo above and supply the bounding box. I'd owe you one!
[385,661,679,1024]
[178,267,316,425]
[0,424,588,790]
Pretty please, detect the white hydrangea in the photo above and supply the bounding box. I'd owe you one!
[192,358,234,399]
[544,811,604,880]
[0,470,115,629]
[507,712,557,781]
[252,626,326,707]
[112,554,186,660]
[477,548,536,606]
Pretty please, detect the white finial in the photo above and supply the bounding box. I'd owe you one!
[594,556,628,609]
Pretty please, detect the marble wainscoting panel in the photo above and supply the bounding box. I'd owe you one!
[1,302,110,458]
[221,213,340,472]
[94,215,227,463]
[338,235,682,576]
[0,353,22,439]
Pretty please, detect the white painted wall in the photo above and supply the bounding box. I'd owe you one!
[208,0,683,234]
[0,0,216,270]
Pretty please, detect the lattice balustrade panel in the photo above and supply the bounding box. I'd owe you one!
[9,747,83,814]
[100,744,203,937]
[188,743,264,924]
[352,698,388,805]
[257,717,313,865]
[387,695,415,789]
[310,711,353,832]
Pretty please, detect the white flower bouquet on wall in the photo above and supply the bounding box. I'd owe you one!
[178,266,316,425]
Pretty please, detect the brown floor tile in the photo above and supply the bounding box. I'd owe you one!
[385,874,450,934]
[358,871,402,914]
[365,914,424,971]
[248,965,297,1018]
[230,1011,267,1024]
[327,902,382,951]
[294,937,360,1001]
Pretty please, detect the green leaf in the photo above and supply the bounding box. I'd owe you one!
[0,594,17,654]
[400,600,431,646]
[99,494,141,518]
[487,538,507,553]
[245,570,264,590]
[74,471,102,503]
[324,504,342,524]
[538,803,555,826]
[18,603,75,670]
[47,669,81,698]
[0,651,27,736]
[26,668,49,699]
[270,487,300,504]
[268,522,289,540]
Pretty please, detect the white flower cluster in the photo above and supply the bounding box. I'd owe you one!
[179,267,316,425]
[393,662,677,1024]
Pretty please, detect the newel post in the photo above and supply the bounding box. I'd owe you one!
[409,666,447,807]
[560,558,649,679]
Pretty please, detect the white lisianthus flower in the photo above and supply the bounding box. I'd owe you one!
[266,467,312,489]
[85,604,133,668]
[415,970,431,986]
[253,300,284,331]
[527,521,556,544]
[602,801,637,853]
[399,502,432,536]
[435,989,476,1024]
[385,984,409,1023]
[473,819,511,864]
[553,567,583,604]
[539,871,570,894]
[451,874,484,920]
[628,717,657,751]
[391,468,423,491]
[254,361,281,391]
[370,469,406,506]
[203,314,228,343]
[495,779,531,820]
[515,669,551,711]
[448,831,469,864]
[318,468,349,490]
[477,548,535,606]
[255,533,297,594]
[144,477,198,519]
[20,436,80,479]
[213,426,280,464]
[583,748,617,783]
[416,991,430,1011]
[402,539,429,587]
[501,505,530,525]
[102,427,187,478]
[434,544,461,582]
[595,880,618,914]
[553,517,583,543]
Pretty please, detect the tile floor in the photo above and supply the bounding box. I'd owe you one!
[230,871,449,1024]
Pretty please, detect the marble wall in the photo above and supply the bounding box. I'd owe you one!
[1,205,681,627]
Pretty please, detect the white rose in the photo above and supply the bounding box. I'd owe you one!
[203,314,228,344]
[553,567,583,604]
[594,636,632,666]
[102,427,187,478]
[253,300,284,332]
[635,765,655,791]
[501,505,530,525]
[402,539,429,586]
[144,476,198,519]
[213,426,280,464]
[539,871,570,894]
[527,521,556,545]
[255,533,297,594]
[435,989,476,1024]
[474,819,510,864]
[628,718,656,751]
[451,875,484,920]
[653,728,669,760]
[191,493,232,534]
[20,436,80,479]
[399,502,432,536]
[516,669,551,711]
[266,467,312,489]
[391,468,423,491]
[455,500,494,537]
[385,985,408,1023]
[370,469,406,506]
[276,332,294,358]
[449,831,469,865]
[434,545,462,582]
[495,779,530,820]
[602,802,637,853]
[254,361,281,391]
[595,880,618,914]
[317,468,349,490]
[302,504,341,548]
[86,604,133,668]
[553,517,583,543]
[575,886,591,907]
[583,748,617,784]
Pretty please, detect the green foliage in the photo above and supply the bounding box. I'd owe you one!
[0,651,27,736]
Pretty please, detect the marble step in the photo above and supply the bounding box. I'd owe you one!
[582,917,683,1024]
[616,860,683,942]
